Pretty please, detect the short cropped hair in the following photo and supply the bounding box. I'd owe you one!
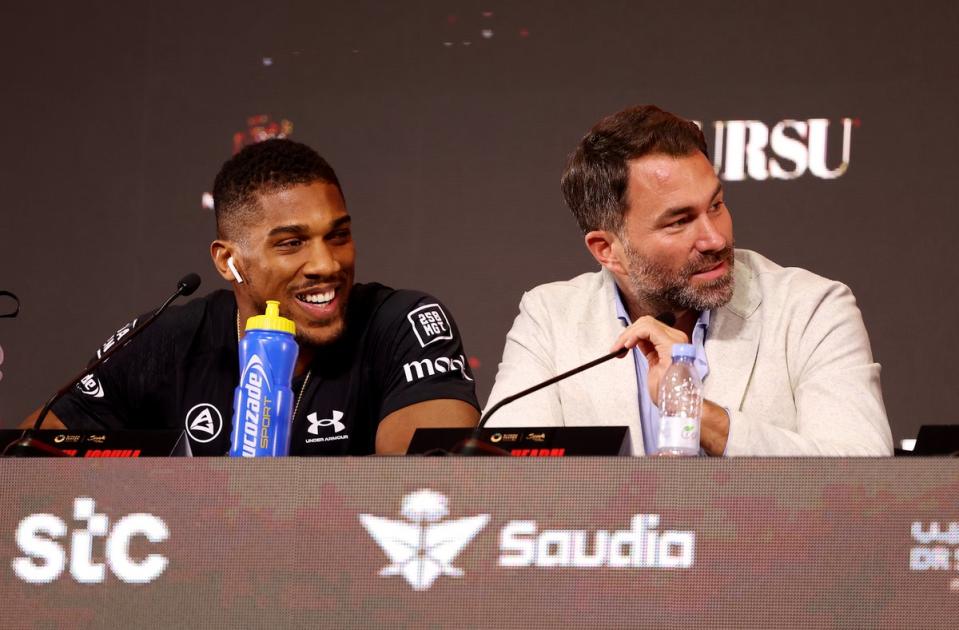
[561,105,708,234]
[212,138,343,239]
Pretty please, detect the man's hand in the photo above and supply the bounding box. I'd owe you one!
[610,315,689,404]
[610,318,731,456]
[701,401,729,456]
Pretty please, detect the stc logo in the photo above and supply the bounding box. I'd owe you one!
[696,117,855,181]
[12,498,169,585]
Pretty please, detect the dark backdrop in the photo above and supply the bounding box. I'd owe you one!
[2,1,957,444]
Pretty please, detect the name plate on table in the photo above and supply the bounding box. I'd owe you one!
[407,426,631,456]
[0,430,192,457]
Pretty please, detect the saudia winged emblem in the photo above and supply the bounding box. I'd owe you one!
[359,489,489,591]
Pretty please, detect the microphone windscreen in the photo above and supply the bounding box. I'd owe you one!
[178,273,202,296]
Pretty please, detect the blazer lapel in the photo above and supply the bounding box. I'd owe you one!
[575,270,645,452]
[704,252,762,411]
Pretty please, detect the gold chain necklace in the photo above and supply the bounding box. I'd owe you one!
[237,311,311,423]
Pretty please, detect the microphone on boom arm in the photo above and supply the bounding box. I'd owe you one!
[451,312,677,456]
[2,273,201,457]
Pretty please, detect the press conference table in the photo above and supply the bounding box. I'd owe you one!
[3,457,957,629]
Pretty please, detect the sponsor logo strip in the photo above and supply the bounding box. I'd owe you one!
[402,354,473,383]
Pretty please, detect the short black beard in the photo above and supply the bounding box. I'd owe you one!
[623,244,736,313]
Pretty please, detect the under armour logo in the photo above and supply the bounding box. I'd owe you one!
[307,410,345,435]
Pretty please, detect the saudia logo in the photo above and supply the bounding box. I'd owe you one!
[360,491,695,591]
[694,118,856,181]
[500,514,694,569]
[360,490,489,591]
[239,354,273,456]
[11,498,169,585]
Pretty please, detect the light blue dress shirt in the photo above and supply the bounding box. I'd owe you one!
[613,288,710,455]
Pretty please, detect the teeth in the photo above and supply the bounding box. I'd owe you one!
[298,290,334,305]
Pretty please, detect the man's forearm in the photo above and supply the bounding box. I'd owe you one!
[20,408,67,430]
[375,399,479,455]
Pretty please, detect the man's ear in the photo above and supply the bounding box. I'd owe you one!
[211,240,242,284]
[584,230,628,275]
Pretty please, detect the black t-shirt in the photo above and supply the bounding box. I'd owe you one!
[52,284,478,455]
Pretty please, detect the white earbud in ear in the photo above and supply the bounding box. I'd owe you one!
[226,256,244,284]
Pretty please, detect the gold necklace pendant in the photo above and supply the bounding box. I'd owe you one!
[291,371,311,424]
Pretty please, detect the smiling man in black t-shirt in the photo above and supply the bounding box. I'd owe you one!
[30,139,479,454]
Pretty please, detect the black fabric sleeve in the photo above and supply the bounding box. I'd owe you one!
[50,311,179,430]
[371,293,479,420]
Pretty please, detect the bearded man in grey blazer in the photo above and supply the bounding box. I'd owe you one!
[485,105,893,457]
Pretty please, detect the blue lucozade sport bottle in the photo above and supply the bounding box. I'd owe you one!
[229,300,299,457]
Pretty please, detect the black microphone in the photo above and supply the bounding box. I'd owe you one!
[177,273,201,296]
[453,311,677,455]
[2,273,202,456]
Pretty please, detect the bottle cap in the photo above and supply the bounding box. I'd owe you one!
[245,300,296,335]
[671,343,696,359]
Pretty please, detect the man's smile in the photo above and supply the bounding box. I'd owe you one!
[690,260,728,281]
[293,286,341,319]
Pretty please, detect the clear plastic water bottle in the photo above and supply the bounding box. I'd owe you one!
[229,300,298,457]
[655,343,702,457]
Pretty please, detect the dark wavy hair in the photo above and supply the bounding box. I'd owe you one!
[561,105,708,235]
[212,138,342,239]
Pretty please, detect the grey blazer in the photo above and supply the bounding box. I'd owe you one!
[485,249,893,456]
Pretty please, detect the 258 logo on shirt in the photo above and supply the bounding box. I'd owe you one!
[407,304,453,348]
